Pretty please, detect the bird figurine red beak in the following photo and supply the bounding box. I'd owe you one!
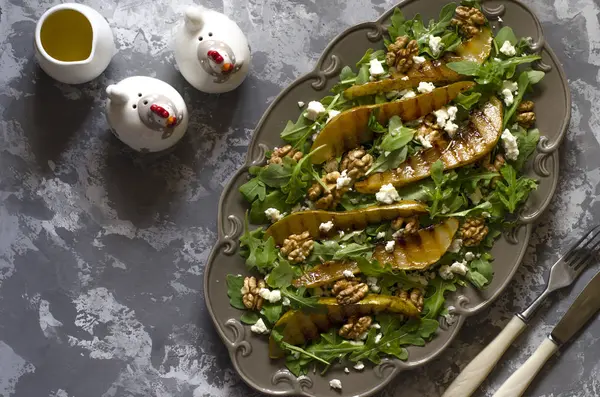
[207,50,224,64]
[150,104,170,118]
[166,116,177,127]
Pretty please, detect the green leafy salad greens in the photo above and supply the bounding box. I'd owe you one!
[227,1,543,377]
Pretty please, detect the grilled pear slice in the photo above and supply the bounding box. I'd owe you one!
[446,27,493,64]
[293,261,360,288]
[344,60,462,99]
[265,202,427,245]
[372,218,459,270]
[355,96,503,193]
[310,81,475,164]
[343,28,492,99]
[293,218,459,288]
[268,294,419,358]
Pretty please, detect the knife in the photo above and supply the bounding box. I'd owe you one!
[493,271,600,397]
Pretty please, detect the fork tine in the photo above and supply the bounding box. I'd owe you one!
[572,235,600,271]
[562,224,600,266]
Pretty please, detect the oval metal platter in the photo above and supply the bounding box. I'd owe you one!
[203,0,570,395]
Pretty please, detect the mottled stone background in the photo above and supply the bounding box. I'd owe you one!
[0,0,599,396]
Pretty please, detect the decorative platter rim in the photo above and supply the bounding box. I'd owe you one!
[203,0,571,395]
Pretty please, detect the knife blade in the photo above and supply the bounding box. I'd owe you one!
[493,271,600,397]
[550,271,600,345]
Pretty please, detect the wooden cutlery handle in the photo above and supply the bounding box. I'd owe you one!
[442,316,527,397]
[492,337,558,397]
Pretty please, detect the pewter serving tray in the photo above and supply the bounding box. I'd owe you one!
[203,1,570,395]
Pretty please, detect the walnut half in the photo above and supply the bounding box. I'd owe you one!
[460,217,489,246]
[339,316,372,340]
[280,231,314,263]
[333,279,369,305]
[241,276,265,310]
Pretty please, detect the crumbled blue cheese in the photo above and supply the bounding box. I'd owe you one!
[250,318,270,334]
[482,211,491,218]
[444,120,459,136]
[370,322,381,329]
[439,265,455,280]
[369,58,385,77]
[464,252,475,261]
[399,89,416,100]
[264,208,283,223]
[501,129,519,161]
[417,134,433,148]
[342,269,355,278]
[428,35,443,56]
[374,333,383,343]
[366,276,381,293]
[385,240,396,253]
[282,297,291,306]
[503,80,518,93]
[305,101,326,121]
[501,88,514,106]
[448,238,463,253]
[413,55,426,64]
[329,379,343,390]
[259,288,282,303]
[418,81,436,93]
[319,221,335,232]
[450,260,469,276]
[433,105,459,136]
[497,16,503,23]
[327,109,341,123]
[499,40,516,56]
[344,367,350,374]
[336,169,352,189]
[298,101,305,108]
[375,183,400,204]
[354,361,365,371]
[376,231,386,239]
[433,107,450,128]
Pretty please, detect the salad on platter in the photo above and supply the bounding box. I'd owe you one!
[226,0,543,385]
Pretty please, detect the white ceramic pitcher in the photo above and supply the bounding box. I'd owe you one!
[34,3,116,84]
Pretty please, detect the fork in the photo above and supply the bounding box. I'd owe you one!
[442,224,600,397]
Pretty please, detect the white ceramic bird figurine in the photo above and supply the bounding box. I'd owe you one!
[174,5,251,93]
[105,76,188,152]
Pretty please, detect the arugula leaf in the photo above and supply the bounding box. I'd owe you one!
[350,317,439,363]
[503,70,545,128]
[512,128,540,170]
[455,91,482,110]
[267,260,295,289]
[395,179,434,201]
[494,26,518,49]
[240,216,279,273]
[356,64,370,85]
[380,117,415,152]
[333,243,373,261]
[441,200,492,217]
[281,288,324,312]
[388,8,408,41]
[261,302,283,325]
[239,177,266,202]
[240,311,260,325]
[368,111,387,133]
[425,160,459,217]
[281,147,323,204]
[226,274,246,310]
[447,56,541,88]
[423,277,457,319]
[494,164,537,213]
[356,48,386,67]
[280,113,312,146]
[356,257,422,289]
[331,66,359,94]
[467,257,494,288]
[249,190,290,224]
[260,159,294,188]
